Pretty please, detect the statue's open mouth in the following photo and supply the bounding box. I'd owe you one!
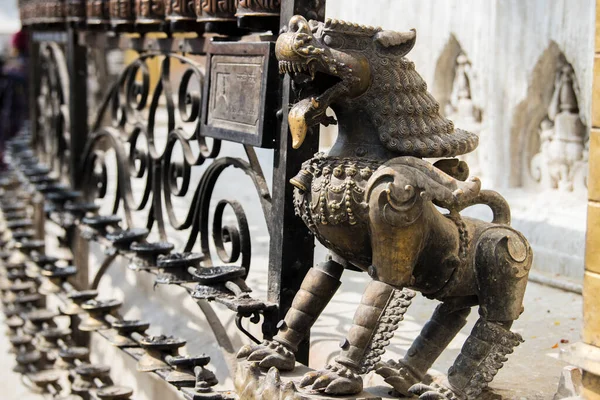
[278,60,342,149]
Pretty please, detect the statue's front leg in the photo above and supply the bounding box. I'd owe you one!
[237,259,344,370]
[300,280,415,395]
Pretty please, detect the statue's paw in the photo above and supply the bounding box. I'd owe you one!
[299,361,362,395]
[236,340,296,371]
[375,359,421,396]
[409,382,461,400]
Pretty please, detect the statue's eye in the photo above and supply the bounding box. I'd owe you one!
[323,35,342,47]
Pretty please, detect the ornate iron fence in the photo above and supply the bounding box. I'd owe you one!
[2,0,328,398]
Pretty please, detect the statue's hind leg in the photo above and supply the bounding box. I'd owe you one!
[377,300,473,396]
[410,227,532,400]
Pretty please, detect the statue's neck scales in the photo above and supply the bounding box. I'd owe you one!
[328,105,397,161]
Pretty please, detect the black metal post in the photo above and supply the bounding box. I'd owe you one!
[66,27,88,189]
[267,0,326,366]
[65,28,90,294]
[28,34,40,152]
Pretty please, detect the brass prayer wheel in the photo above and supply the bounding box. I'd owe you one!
[66,0,86,23]
[195,0,243,34]
[51,0,67,25]
[26,0,40,24]
[135,0,166,30]
[235,0,280,16]
[235,0,280,31]
[26,0,35,24]
[87,0,110,26]
[109,0,135,30]
[195,0,236,22]
[38,0,66,25]
[164,0,197,32]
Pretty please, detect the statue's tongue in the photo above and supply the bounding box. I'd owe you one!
[288,97,315,149]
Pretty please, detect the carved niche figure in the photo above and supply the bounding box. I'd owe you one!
[445,53,483,178]
[530,64,588,192]
[238,16,533,400]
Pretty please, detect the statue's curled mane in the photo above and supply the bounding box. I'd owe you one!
[321,17,479,158]
[361,53,479,158]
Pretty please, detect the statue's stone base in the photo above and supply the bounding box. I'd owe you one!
[234,361,399,400]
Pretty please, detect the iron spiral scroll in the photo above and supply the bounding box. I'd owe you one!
[79,51,275,344]
[36,42,71,178]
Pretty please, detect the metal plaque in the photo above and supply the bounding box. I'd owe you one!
[202,41,278,148]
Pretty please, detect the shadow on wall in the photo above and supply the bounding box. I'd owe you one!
[510,41,570,188]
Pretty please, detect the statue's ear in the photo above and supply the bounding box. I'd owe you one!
[375,29,417,56]
[308,19,320,32]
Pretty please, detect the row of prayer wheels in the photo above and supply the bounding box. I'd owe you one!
[19,0,281,33]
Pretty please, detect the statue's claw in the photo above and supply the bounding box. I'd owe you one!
[310,374,334,390]
[236,340,296,371]
[409,382,461,400]
[298,361,362,395]
[375,359,422,396]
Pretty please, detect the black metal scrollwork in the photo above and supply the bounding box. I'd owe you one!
[35,42,71,179]
[81,51,272,278]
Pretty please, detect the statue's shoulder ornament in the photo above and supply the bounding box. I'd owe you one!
[292,153,381,227]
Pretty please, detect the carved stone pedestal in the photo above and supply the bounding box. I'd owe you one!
[234,361,399,400]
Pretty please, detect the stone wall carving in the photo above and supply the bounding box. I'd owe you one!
[530,64,588,192]
[444,52,484,177]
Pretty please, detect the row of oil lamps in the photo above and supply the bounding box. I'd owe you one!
[0,134,229,399]
[18,0,281,33]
